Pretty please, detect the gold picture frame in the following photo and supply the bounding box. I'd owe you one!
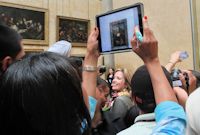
[25,48,44,54]
[57,16,90,47]
[0,2,49,45]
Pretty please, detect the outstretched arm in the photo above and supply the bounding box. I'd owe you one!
[131,17,177,104]
[131,16,186,134]
[82,27,99,116]
[165,51,182,73]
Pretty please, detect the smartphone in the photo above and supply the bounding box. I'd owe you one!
[179,51,189,60]
[96,3,144,54]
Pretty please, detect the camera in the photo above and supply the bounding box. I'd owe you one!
[171,68,189,90]
[99,66,106,74]
[171,68,182,87]
[179,51,189,60]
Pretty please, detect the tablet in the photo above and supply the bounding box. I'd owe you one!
[96,3,144,54]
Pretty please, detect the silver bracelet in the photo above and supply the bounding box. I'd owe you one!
[82,65,98,72]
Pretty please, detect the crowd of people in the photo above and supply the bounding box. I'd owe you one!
[1,14,200,135]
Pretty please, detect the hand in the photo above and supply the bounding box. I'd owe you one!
[82,27,99,104]
[165,51,182,73]
[179,70,197,94]
[86,27,99,58]
[169,51,182,64]
[173,87,188,108]
[131,16,158,63]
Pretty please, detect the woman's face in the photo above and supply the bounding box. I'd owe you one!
[111,71,127,92]
[109,68,114,74]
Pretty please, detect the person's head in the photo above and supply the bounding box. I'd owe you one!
[96,77,110,107]
[131,65,172,113]
[111,68,131,92]
[191,70,200,88]
[98,65,106,76]
[124,105,140,127]
[48,40,72,57]
[108,68,114,75]
[69,56,83,80]
[173,69,200,94]
[0,52,90,135]
[0,24,24,74]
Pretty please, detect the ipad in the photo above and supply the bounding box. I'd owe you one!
[96,3,144,54]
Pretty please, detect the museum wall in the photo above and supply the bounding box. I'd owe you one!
[112,0,194,73]
[0,0,101,56]
[0,0,197,75]
[196,0,200,69]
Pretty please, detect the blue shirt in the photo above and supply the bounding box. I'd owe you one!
[80,96,97,134]
[89,96,97,119]
[151,101,186,135]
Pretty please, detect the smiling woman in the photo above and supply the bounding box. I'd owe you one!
[112,69,131,93]
[96,68,133,135]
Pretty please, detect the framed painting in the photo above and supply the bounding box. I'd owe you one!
[25,48,44,54]
[57,16,90,47]
[0,2,48,45]
[110,19,128,50]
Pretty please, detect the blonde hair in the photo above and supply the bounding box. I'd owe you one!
[115,68,132,92]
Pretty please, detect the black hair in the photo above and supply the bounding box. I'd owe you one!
[68,56,83,80]
[131,65,172,113]
[191,70,200,88]
[0,52,91,135]
[124,105,140,127]
[97,77,109,87]
[0,24,22,76]
[0,24,22,60]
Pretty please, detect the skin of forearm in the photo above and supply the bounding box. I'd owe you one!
[145,59,178,104]
[165,62,176,73]
[82,53,98,98]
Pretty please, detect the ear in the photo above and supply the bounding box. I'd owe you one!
[124,82,129,89]
[132,94,136,103]
[132,94,143,104]
[1,56,12,71]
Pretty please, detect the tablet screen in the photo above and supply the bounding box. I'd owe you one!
[96,3,143,54]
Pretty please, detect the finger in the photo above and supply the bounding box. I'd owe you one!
[131,28,137,47]
[178,72,186,82]
[142,16,152,38]
[134,25,140,32]
[131,37,138,51]
[94,27,99,37]
[89,28,95,38]
[179,73,185,80]
[182,70,193,78]
[181,70,196,85]
[91,27,97,36]
[143,16,149,30]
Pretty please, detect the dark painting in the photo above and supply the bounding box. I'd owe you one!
[110,19,128,49]
[58,17,89,43]
[0,4,45,40]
